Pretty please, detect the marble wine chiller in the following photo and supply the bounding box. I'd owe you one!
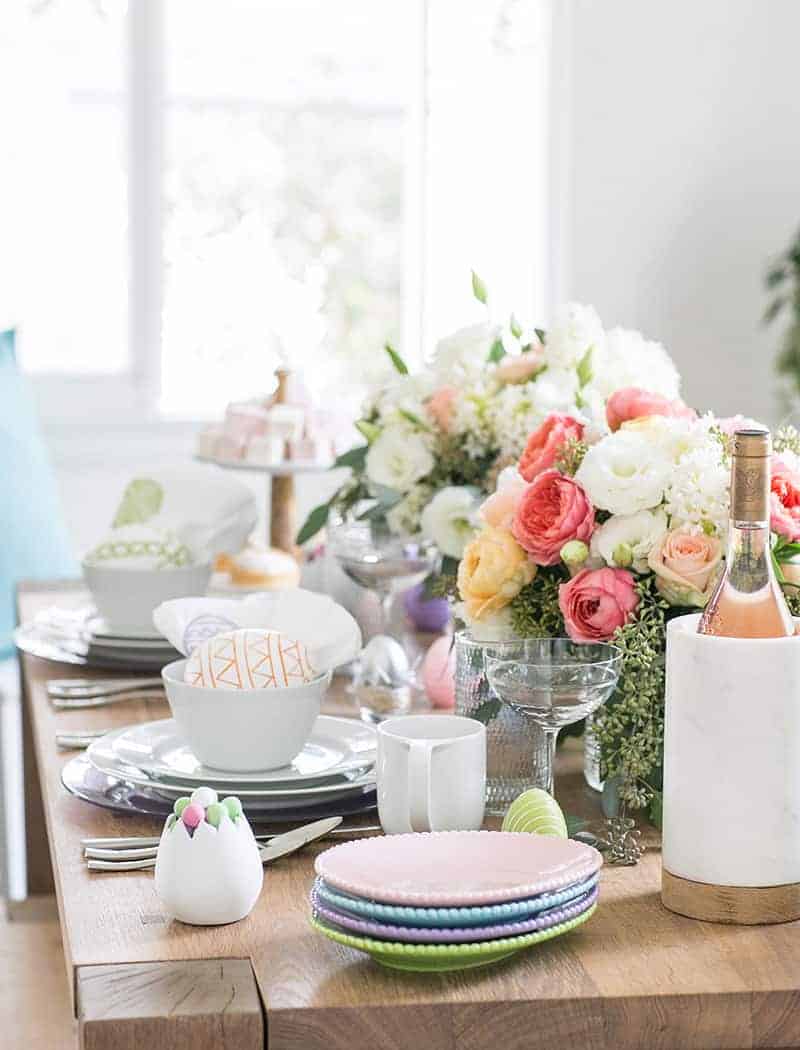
[661,613,800,924]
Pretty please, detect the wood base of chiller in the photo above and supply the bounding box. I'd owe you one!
[661,868,800,925]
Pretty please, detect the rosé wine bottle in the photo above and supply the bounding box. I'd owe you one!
[698,429,795,638]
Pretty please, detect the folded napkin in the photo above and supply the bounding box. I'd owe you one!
[153,589,362,674]
[107,465,258,564]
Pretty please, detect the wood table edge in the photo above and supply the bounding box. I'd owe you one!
[76,957,265,1049]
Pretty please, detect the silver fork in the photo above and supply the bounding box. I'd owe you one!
[50,690,166,710]
[56,729,108,750]
[48,677,163,699]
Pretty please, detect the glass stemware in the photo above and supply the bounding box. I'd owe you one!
[485,639,622,798]
[328,516,438,640]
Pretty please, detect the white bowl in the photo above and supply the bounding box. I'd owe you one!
[82,562,212,634]
[161,658,330,772]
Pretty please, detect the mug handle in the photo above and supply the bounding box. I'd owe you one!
[408,741,434,832]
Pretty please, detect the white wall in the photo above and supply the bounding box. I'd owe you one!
[563,0,800,423]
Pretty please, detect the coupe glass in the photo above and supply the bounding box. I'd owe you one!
[328,516,438,640]
[485,639,621,797]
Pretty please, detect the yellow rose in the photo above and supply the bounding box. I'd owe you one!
[457,526,536,621]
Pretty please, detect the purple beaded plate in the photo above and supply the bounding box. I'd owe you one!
[310,885,599,944]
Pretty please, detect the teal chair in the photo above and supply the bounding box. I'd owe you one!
[0,330,75,656]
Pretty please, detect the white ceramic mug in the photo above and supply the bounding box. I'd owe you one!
[377,715,486,834]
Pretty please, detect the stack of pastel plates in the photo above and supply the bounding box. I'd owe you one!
[311,831,602,972]
[62,716,378,822]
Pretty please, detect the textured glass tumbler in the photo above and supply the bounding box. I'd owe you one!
[454,631,548,816]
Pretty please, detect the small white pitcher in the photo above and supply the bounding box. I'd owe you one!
[377,714,486,834]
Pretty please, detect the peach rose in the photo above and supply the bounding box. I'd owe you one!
[558,567,639,643]
[606,387,696,432]
[426,386,458,432]
[495,346,544,384]
[647,528,722,606]
[512,469,595,566]
[518,414,585,483]
[770,456,800,542]
[457,526,537,621]
[480,468,527,529]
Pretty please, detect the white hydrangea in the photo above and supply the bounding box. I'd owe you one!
[385,482,433,535]
[544,302,604,370]
[576,429,673,515]
[365,425,434,493]
[420,486,481,558]
[367,372,436,424]
[448,382,497,458]
[664,425,730,537]
[591,509,668,573]
[453,601,515,640]
[431,322,501,383]
[590,327,681,401]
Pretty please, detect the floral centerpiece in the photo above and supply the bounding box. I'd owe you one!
[298,275,685,576]
[458,389,800,823]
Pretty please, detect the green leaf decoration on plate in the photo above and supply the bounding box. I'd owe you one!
[112,479,164,528]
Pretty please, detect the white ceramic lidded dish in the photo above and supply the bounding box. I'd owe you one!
[83,562,212,634]
[162,658,332,772]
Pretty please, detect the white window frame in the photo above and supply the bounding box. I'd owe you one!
[32,0,563,433]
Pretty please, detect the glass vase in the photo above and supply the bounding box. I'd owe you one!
[454,630,548,816]
[583,713,604,793]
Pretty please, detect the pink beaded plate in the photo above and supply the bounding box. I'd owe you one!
[315,830,603,907]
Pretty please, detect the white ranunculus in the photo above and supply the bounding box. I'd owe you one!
[453,601,515,640]
[374,372,436,422]
[420,486,481,559]
[591,509,668,573]
[591,327,681,400]
[575,430,672,515]
[432,322,501,380]
[529,367,580,416]
[365,425,434,493]
[544,302,604,370]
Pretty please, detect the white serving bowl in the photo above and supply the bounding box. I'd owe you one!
[161,658,331,771]
[82,562,212,635]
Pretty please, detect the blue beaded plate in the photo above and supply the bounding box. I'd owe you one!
[313,873,600,928]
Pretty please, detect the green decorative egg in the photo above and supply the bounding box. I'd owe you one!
[223,796,243,822]
[205,802,226,828]
[173,796,191,818]
[501,789,568,838]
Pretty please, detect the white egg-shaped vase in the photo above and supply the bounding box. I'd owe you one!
[662,613,800,924]
[155,816,264,925]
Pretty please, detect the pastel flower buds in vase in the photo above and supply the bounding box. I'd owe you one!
[155,788,263,925]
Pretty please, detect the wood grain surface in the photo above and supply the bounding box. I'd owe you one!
[17,582,800,1050]
[663,868,800,925]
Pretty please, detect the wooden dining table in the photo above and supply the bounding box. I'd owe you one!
[15,580,800,1050]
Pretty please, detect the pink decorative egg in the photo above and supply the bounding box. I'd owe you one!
[184,628,315,690]
[421,635,456,709]
[182,803,205,829]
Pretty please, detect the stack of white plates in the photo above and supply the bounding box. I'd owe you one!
[69,716,377,819]
[15,607,180,670]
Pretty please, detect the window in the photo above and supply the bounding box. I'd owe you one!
[1,0,554,425]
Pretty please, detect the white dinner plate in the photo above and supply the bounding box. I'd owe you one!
[88,617,167,642]
[102,716,377,785]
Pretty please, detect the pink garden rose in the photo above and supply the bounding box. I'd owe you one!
[606,387,695,432]
[558,567,639,643]
[518,414,585,483]
[495,346,544,384]
[426,386,458,432]
[512,469,595,566]
[647,528,722,607]
[770,456,800,541]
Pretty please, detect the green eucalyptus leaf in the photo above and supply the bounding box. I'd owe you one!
[384,343,408,375]
[333,445,369,471]
[648,791,663,830]
[601,775,621,818]
[509,314,523,340]
[576,346,594,387]
[487,338,506,364]
[355,420,381,443]
[534,327,547,344]
[398,408,431,431]
[471,270,488,305]
[296,501,331,546]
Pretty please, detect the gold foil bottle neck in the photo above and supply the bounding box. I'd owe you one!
[731,428,770,522]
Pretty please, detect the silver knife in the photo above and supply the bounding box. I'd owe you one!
[258,816,342,863]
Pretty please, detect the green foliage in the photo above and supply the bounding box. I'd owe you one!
[774,424,800,457]
[384,342,408,375]
[555,438,588,477]
[355,419,381,443]
[534,327,547,344]
[509,570,567,638]
[576,346,594,388]
[509,314,523,340]
[296,501,332,545]
[471,269,489,305]
[333,445,369,470]
[487,338,506,363]
[765,227,800,401]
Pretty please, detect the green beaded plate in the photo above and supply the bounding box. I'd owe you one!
[310,903,596,972]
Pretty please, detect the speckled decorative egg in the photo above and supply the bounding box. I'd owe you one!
[501,789,568,838]
[184,628,316,689]
[421,634,456,709]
